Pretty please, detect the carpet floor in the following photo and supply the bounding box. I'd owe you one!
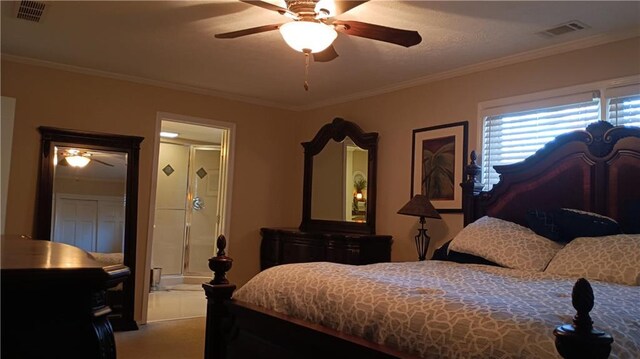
[115,317,205,359]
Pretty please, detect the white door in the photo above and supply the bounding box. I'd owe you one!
[97,200,125,253]
[152,143,189,275]
[54,199,98,251]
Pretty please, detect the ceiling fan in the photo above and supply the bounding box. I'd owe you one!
[215,0,422,89]
[57,149,114,168]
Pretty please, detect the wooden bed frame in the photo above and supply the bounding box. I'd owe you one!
[203,121,640,359]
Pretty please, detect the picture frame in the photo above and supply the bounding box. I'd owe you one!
[410,121,468,212]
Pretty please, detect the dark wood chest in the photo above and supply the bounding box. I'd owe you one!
[260,227,392,270]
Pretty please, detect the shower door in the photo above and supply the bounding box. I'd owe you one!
[184,146,221,275]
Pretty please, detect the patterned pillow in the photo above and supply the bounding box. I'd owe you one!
[545,234,640,286]
[554,208,622,242]
[449,216,563,271]
[526,209,562,242]
[526,208,622,243]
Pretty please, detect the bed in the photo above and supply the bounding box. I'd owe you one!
[89,251,126,326]
[203,121,640,359]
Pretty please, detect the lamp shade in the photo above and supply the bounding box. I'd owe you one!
[279,21,337,53]
[397,195,441,219]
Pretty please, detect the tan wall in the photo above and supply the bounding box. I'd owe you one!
[1,60,299,323]
[311,140,343,220]
[2,37,639,324]
[55,178,126,197]
[298,37,640,262]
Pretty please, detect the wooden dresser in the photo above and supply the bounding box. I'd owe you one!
[1,237,129,359]
[260,228,392,270]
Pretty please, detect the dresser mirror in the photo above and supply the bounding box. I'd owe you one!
[300,118,378,234]
[36,127,143,331]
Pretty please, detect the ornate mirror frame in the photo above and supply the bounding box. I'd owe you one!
[36,127,143,331]
[300,118,378,234]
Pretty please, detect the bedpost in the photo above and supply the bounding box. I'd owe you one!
[554,278,613,359]
[203,235,236,359]
[461,150,484,226]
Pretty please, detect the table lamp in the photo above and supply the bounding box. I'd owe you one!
[397,195,442,261]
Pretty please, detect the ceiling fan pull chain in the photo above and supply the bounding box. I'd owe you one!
[304,49,310,91]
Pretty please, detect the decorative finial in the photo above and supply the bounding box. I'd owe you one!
[572,278,594,332]
[465,150,482,184]
[216,235,227,257]
[553,278,613,359]
[208,235,233,285]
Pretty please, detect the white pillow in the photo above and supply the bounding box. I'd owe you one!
[449,216,563,271]
[545,234,640,286]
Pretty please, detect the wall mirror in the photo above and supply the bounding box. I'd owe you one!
[37,127,143,331]
[300,118,378,234]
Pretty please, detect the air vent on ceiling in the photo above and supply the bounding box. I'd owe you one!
[15,1,47,23]
[539,20,590,38]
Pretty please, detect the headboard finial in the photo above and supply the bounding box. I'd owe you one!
[464,150,482,184]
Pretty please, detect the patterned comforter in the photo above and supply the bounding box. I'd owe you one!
[234,261,640,358]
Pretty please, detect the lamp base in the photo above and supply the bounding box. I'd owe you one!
[415,217,430,261]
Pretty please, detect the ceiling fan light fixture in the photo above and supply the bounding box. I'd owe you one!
[314,0,335,17]
[65,154,91,168]
[279,21,337,53]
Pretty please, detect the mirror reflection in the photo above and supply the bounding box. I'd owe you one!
[52,146,127,263]
[311,138,368,222]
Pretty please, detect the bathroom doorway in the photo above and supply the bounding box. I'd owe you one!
[146,115,234,322]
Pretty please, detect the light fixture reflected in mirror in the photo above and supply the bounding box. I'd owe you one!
[60,149,92,168]
[65,154,91,168]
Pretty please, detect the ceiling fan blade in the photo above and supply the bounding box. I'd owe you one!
[333,20,422,47]
[333,1,368,15]
[215,24,282,39]
[240,0,291,16]
[313,45,339,62]
[92,159,115,167]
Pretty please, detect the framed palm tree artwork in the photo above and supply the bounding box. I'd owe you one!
[410,121,468,212]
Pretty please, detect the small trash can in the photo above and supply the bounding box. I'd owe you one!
[151,267,162,291]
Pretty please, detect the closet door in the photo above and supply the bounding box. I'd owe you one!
[53,199,98,252]
[97,200,125,253]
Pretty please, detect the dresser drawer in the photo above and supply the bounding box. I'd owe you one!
[260,228,392,270]
[281,239,324,264]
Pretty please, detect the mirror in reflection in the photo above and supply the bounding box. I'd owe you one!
[311,138,368,222]
[52,146,127,261]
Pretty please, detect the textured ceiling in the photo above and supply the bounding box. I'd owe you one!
[2,1,639,110]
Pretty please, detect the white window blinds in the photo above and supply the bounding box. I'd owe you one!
[481,80,640,190]
[482,98,600,188]
[607,84,640,126]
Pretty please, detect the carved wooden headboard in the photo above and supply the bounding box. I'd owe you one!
[462,121,640,234]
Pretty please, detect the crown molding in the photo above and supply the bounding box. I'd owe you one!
[299,29,640,111]
[3,29,638,112]
[0,54,295,111]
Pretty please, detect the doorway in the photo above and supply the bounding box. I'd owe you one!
[146,115,234,322]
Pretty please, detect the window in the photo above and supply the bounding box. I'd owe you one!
[608,94,640,126]
[480,79,640,189]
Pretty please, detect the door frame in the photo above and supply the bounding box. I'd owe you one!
[141,112,235,324]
